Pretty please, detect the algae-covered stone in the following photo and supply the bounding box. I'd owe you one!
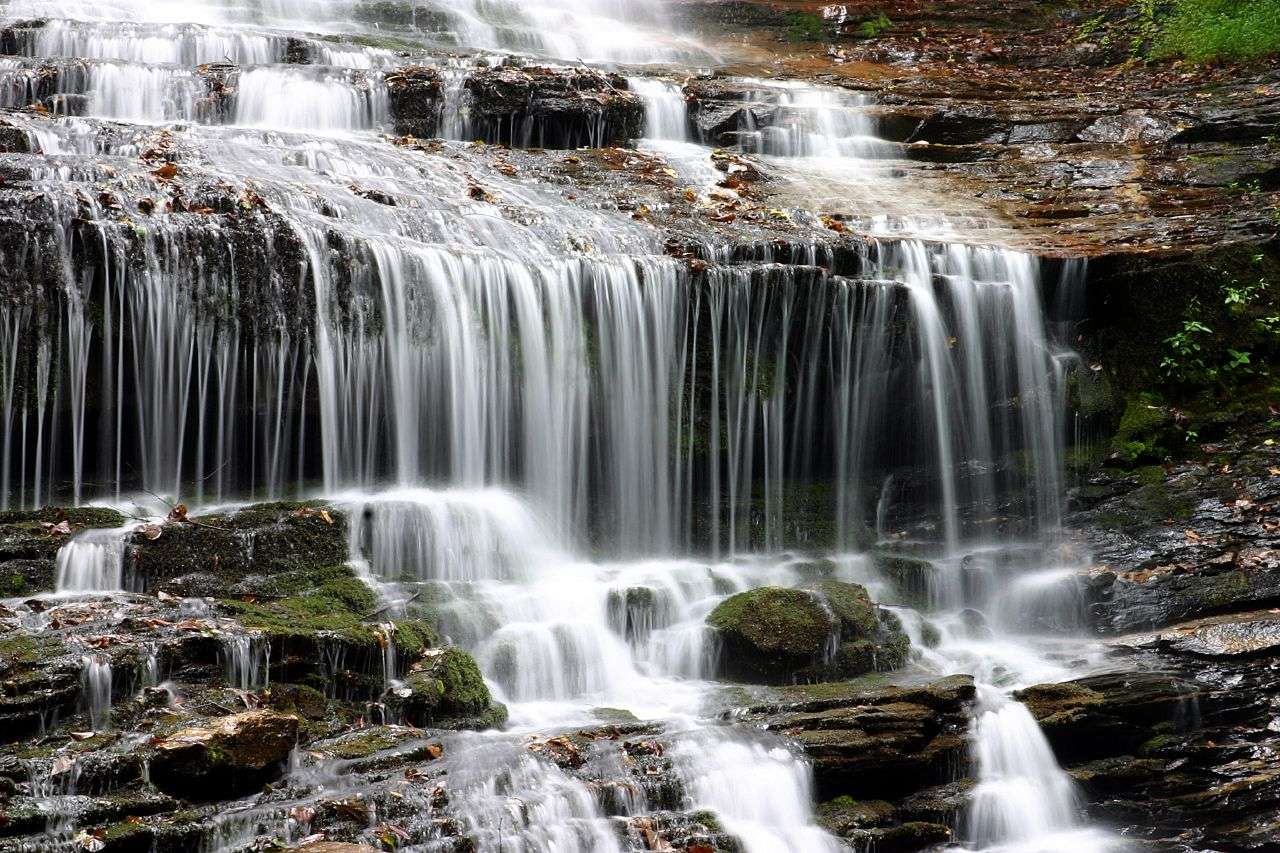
[150,710,300,798]
[707,581,911,683]
[390,647,506,730]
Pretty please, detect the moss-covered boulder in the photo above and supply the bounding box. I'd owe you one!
[388,647,506,730]
[707,581,910,683]
[210,563,438,700]
[149,710,299,798]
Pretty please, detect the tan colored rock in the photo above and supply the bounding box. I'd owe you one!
[150,710,300,798]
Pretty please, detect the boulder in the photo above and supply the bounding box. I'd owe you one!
[707,581,909,683]
[149,710,299,798]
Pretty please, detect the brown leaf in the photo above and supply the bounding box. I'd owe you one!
[140,524,163,540]
[153,163,178,181]
[166,504,188,523]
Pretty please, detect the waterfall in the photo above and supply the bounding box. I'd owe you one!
[630,77,688,141]
[55,527,130,593]
[80,654,113,731]
[222,634,271,691]
[966,686,1113,852]
[0,0,1103,848]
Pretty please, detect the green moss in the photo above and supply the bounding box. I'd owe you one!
[324,728,406,760]
[708,587,834,657]
[391,619,440,658]
[0,506,127,528]
[806,580,878,636]
[217,565,379,645]
[1111,393,1173,464]
[0,632,66,666]
[784,11,828,42]
[592,707,640,723]
[775,672,893,701]
[1138,733,1181,755]
[0,571,26,596]
[394,647,501,728]
[100,820,153,852]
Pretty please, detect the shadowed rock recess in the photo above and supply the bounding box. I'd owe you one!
[0,0,1276,851]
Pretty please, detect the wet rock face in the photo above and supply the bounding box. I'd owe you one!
[458,65,643,149]
[386,66,442,138]
[706,581,909,683]
[150,710,300,798]
[732,675,973,847]
[1014,671,1200,764]
[0,498,512,849]
[1019,615,1280,851]
[1075,424,1280,635]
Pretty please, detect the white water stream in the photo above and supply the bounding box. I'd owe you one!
[2,0,1123,849]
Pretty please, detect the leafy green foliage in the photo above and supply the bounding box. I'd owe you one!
[1073,1,1279,63]
[1154,0,1280,62]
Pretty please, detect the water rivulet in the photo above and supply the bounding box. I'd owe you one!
[1,0,1120,850]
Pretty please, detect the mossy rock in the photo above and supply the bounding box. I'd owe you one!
[816,796,895,834]
[390,647,505,730]
[212,566,436,699]
[1110,393,1175,465]
[707,582,909,683]
[872,552,938,606]
[804,579,878,636]
[128,502,348,592]
[314,726,419,760]
[0,506,127,567]
[98,819,154,852]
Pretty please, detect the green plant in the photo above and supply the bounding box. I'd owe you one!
[784,11,828,43]
[1160,314,1215,384]
[855,13,892,39]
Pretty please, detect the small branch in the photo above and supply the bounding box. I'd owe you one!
[362,589,421,621]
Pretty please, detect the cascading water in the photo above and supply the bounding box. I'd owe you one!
[54,527,129,593]
[79,654,112,731]
[222,633,271,691]
[0,0,1113,848]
